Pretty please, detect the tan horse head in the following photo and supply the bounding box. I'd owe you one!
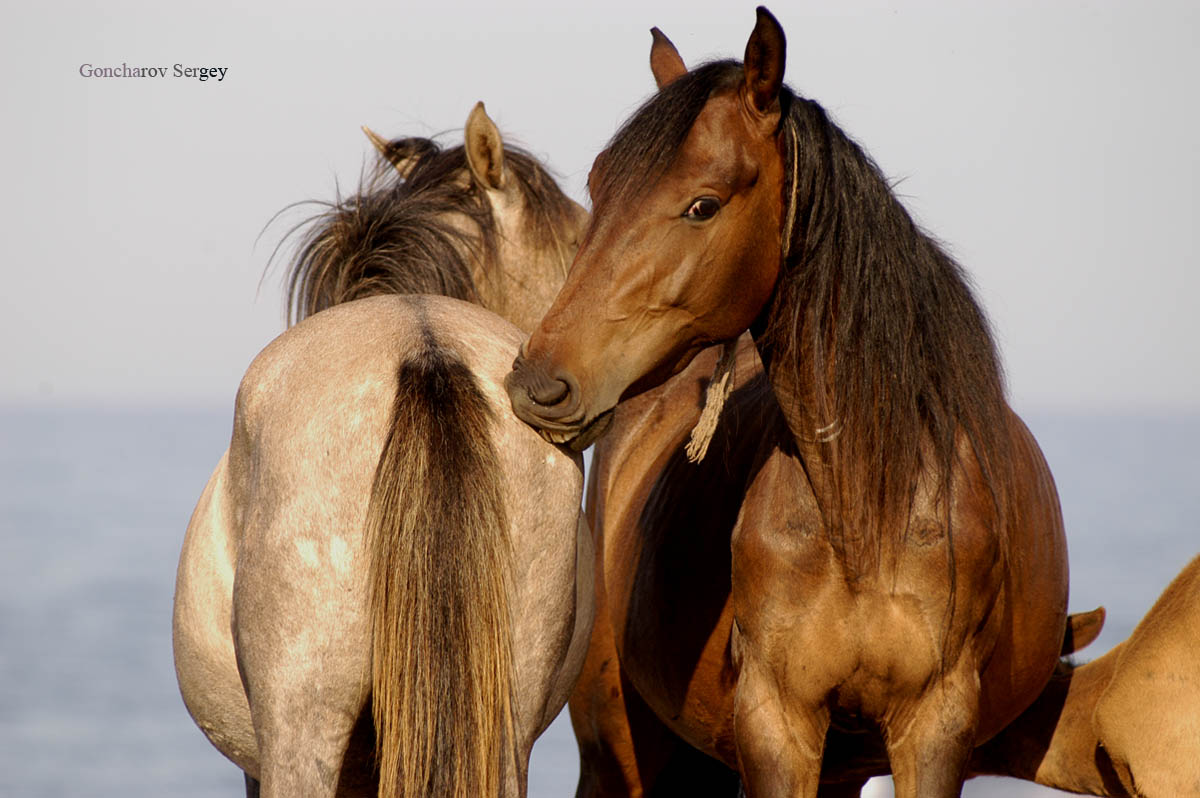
[284,102,587,333]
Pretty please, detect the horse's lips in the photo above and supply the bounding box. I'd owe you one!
[537,409,614,452]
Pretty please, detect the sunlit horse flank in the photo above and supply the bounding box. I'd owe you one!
[974,555,1200,797]
[507,9,1072,797]
[172,103,593,798]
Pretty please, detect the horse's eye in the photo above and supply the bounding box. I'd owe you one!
[684,196,721,221]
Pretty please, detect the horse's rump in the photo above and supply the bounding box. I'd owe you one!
[367,338,516,798]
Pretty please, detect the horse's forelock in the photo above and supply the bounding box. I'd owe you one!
[589,60,743,215]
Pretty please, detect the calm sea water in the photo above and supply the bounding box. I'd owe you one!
[0,407,1196,797]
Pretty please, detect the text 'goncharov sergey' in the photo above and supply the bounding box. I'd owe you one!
[79,63,229,82]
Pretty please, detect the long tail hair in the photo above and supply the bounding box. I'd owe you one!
[366,339,516,798]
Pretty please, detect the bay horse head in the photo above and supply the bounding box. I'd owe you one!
[285,102,588,333]
[506,9,791,444]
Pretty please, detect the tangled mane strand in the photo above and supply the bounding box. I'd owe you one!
[282,134,579,325]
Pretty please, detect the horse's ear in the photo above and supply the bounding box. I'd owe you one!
[362,126,418,179]
[1061,606,1106,655]
[464,101,507,191]
[650,27,687,89]
[743,6,786,119]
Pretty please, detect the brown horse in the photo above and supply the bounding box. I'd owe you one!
[173,103,592,798]
[507,10,1070,797]
[973,555,1200,797]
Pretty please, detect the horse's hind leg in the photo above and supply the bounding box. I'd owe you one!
[884,666,979,798]
[239,653,368,798]
[233,530,372,797]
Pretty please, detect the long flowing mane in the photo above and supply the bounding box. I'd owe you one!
[769,88,1012,568]
[591,62,1012,570]
[283,136,578,324]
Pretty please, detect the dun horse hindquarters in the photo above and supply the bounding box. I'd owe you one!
[508,10,1068,797]
[174,104,592,798]
[175,297,591,797]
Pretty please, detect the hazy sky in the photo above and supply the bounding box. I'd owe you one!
[2,0,1197,412]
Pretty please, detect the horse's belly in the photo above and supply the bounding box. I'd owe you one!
[601,451,744,764]
[617,587,738,764]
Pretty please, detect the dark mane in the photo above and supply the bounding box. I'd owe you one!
[283,135,578,325]
[767,90,1011,569]
[592,61,1012,573]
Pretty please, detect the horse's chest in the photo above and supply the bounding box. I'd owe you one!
[728,452,998,714]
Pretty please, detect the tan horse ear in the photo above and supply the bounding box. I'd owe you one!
[1061,606,1106,655]
[361,126,419,178]
[464,101,507,191]
[743,6,786,118]
[649,27,687,89]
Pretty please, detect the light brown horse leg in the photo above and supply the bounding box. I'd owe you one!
[733,661,828,798]
[246,691,363,797]
[884,665,979,798]
[232,536,371,798]
[570,595,739,797]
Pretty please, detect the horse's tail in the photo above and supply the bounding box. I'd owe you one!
[366,341,515,798]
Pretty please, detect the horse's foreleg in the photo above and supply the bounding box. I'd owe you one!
[884,664,979,798]
[733,658,829,798]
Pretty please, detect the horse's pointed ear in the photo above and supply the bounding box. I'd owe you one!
[650,27,687,89]
[362,126,418,178]
[1061,606,1107,655]
[743,6,786,119]
[464,101,507,191]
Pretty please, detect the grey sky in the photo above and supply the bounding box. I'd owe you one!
[2,0,1197,411]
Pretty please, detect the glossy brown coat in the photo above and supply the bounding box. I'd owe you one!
[508,10,1070,797]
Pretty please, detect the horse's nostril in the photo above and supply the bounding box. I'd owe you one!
[507,354,582,422]
[527,377,569,407]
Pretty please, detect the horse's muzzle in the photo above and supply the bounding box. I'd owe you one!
[506,353,609,450]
